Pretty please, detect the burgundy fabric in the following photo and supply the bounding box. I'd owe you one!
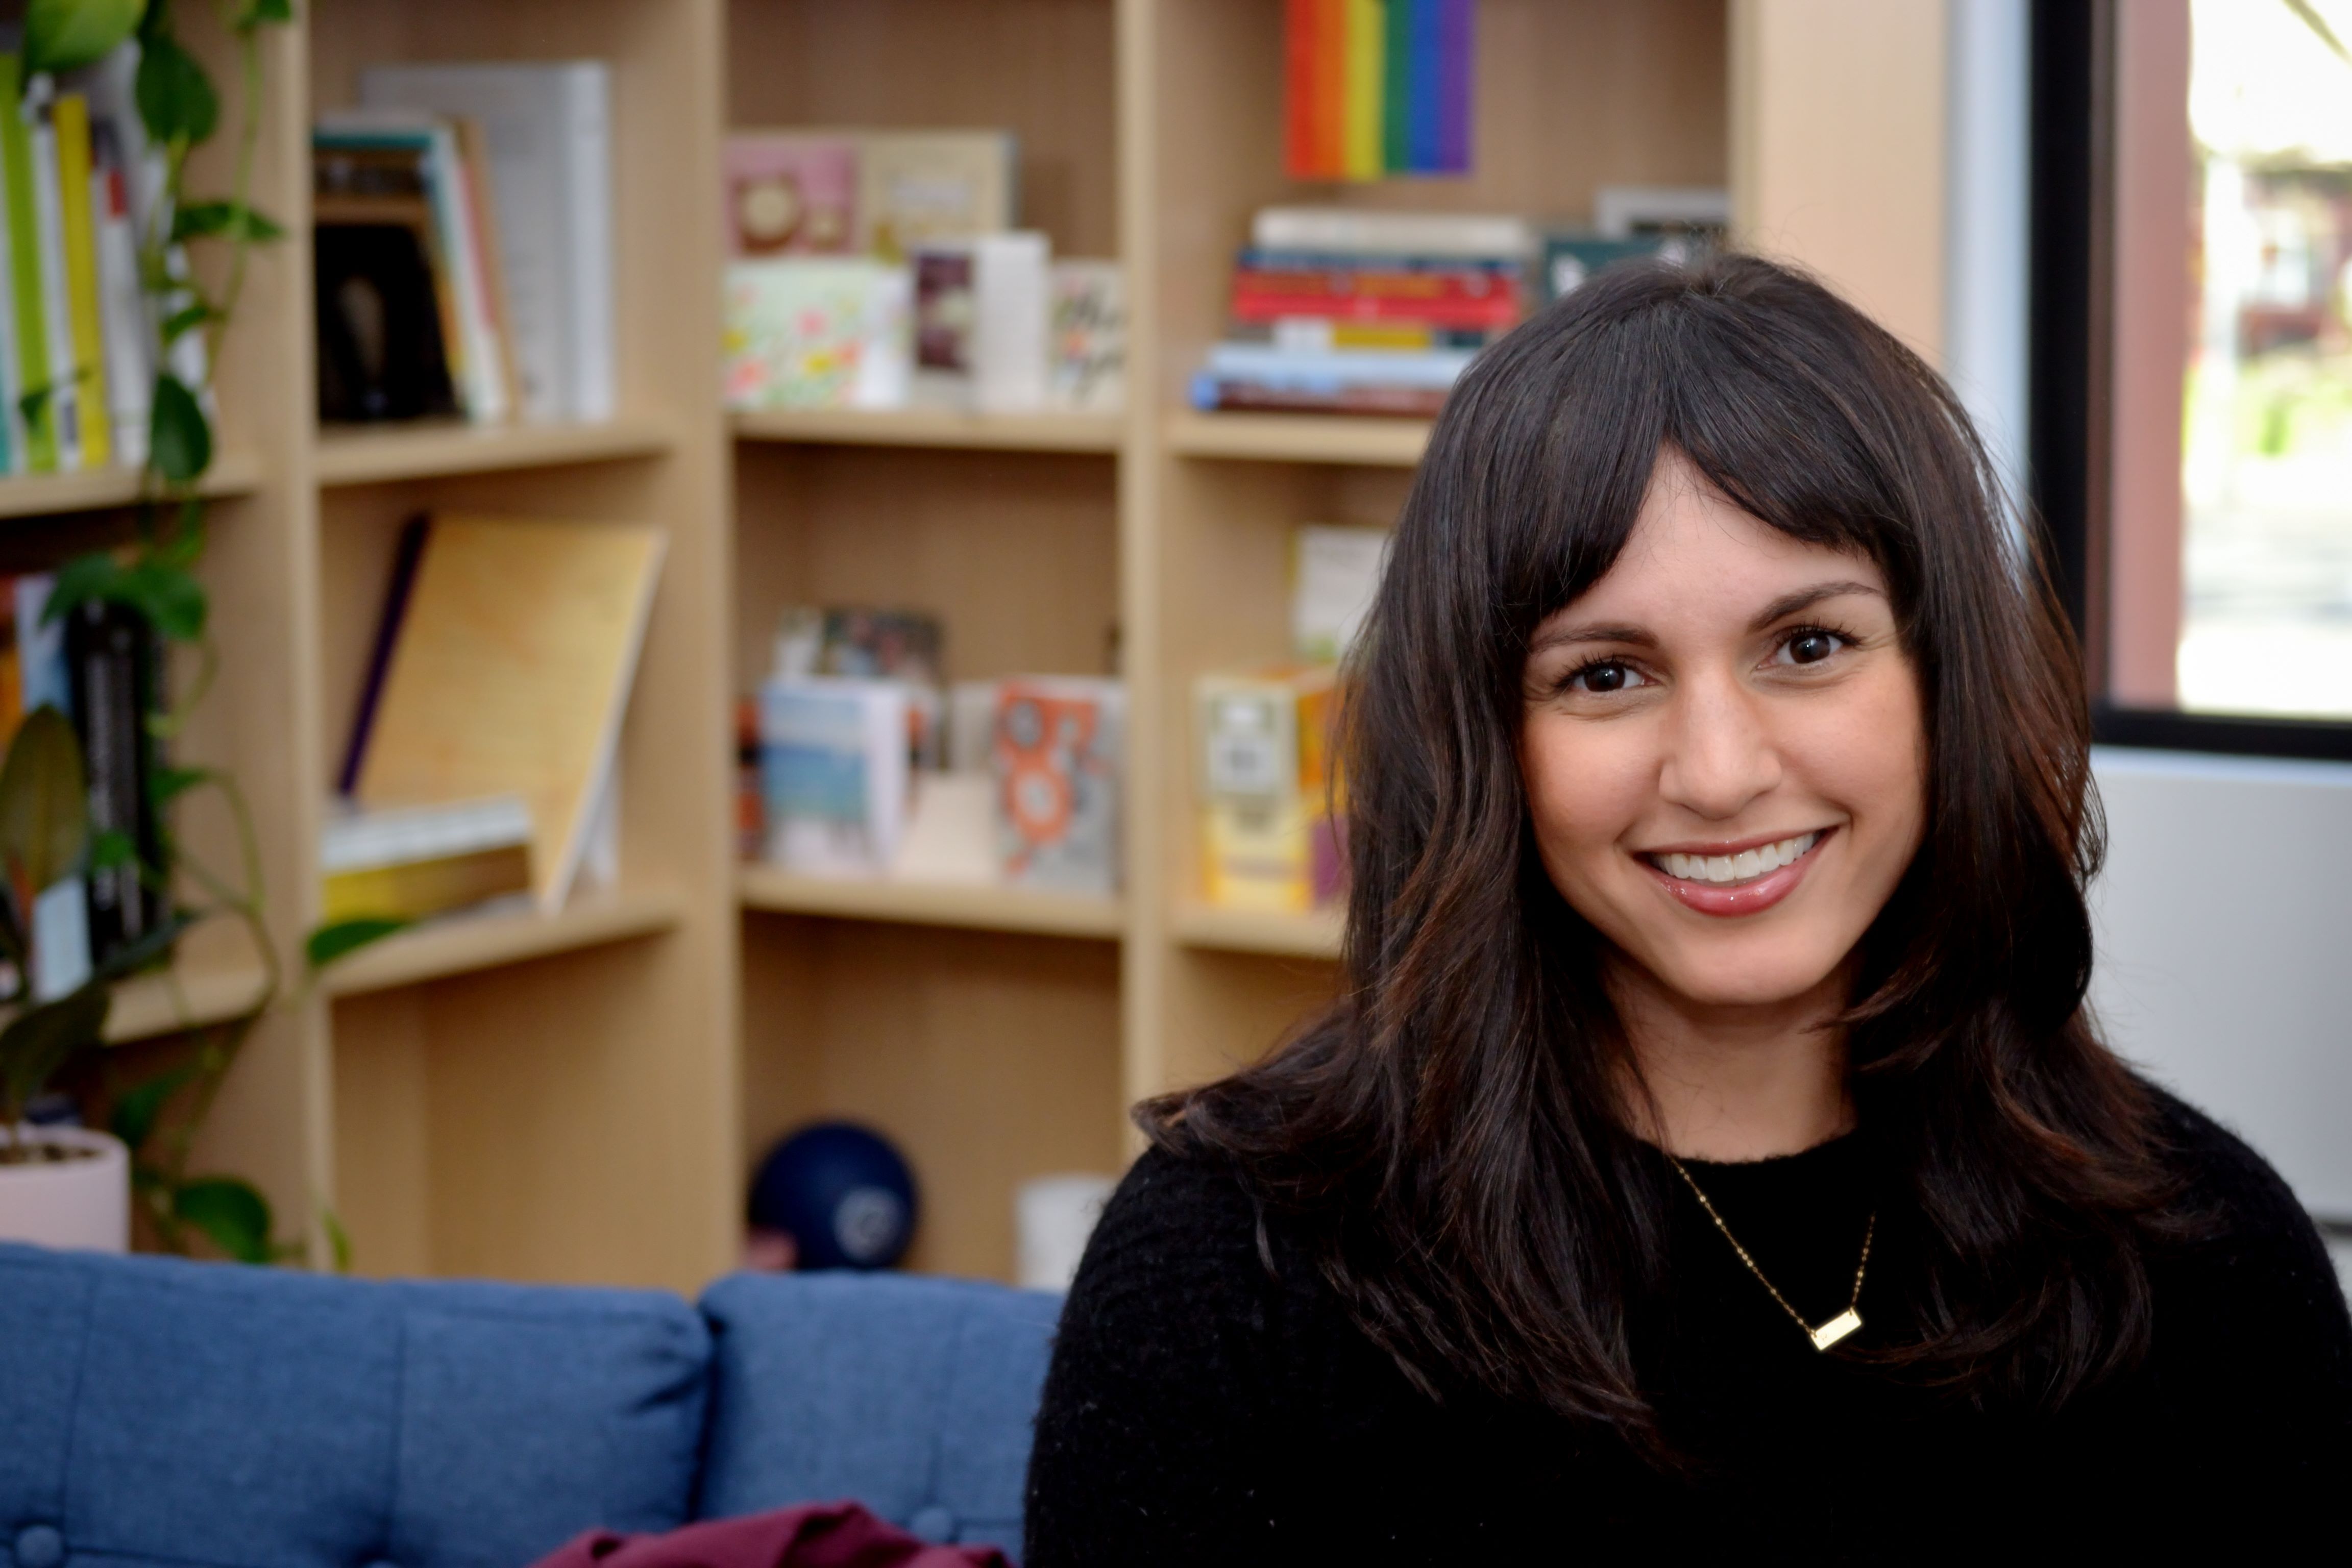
[532,1501,1014,1568]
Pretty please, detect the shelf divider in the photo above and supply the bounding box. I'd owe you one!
[1168,900,1344,960]
[313,418,678,487]
[0,450,263,521]
[1164,411,1429,467]
[739,864,1123,940]
[321,890,685,998]
[733,407,1123,454]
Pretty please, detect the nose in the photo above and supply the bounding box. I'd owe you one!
[1657,669,1782,820]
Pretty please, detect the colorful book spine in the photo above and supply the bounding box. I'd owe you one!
[1288,0,1472,179]
[1231,265,1522,329]
[53,92,109,471]
[27,85,84,470]
[0,57,58,473]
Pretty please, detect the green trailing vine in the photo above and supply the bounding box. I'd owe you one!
[0,0,394,1266]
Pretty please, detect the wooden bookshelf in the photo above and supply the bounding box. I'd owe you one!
[320,892,688,997]
[111,0,1764,1289]
[733,408,1121,454]
[1164,411,1430,467]
[0,450,264,520]
[1170,901,1344,961]
[313,418,678,486]
[740,866,1122,940]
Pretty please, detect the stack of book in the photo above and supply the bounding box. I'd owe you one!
[0,45,197,478]
[719,129,1125,417]
[1190,206,1532,418]
[314,62,616,427]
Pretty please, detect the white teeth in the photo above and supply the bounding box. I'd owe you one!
[1654,832,1819,885]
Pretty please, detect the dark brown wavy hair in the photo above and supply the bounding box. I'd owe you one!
[1142,252,2174,1441]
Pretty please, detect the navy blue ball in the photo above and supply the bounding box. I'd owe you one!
[748,1121,918,1270]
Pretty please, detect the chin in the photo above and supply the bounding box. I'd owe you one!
[1628,933,1849,1012]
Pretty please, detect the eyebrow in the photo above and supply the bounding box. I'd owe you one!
[1527,580,1886,654]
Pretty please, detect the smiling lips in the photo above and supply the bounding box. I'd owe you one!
[1639,829,1833,917]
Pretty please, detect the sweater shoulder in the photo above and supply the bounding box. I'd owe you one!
[2145,1081,2324,1243]
[1075,1142,1278,1305]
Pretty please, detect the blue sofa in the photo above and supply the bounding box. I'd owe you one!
[0,1242,1062,1568]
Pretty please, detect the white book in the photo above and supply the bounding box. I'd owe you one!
[1251,206,1534,259]
[757,676,912,876]
[360,61,614,423]
[971,231,1049,414]
[320,795,533,874]
[24,80,83,470]
[75,44,208,402]
[89,124,149,467]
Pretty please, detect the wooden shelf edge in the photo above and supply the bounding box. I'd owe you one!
[99,963,272,1044]
[314,418,679,487]
[1169,901,1344,959]
[321,891,686,998]
[731,407,1123,454]
[738,865,1123,940]
[0,450,264,521]
[1163,411,1429,467]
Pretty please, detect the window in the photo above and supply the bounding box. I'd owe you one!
[2031,0,2352,757]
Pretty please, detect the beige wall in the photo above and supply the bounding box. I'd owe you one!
[1730,0,1949,362]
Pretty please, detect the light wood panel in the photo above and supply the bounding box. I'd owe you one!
[734,409,1121,454]
[315,419,678,487]
[741,912,1123,1281]
[0,451,263,519]
[740,867,1122,940]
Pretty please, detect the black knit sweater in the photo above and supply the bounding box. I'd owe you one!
[1025,1090,2352,1563]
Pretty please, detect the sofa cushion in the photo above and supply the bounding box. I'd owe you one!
[0,1243,709,1568]
[695,1272,1059,1558]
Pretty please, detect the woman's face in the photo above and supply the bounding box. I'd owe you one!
[1518,451,1927,1011]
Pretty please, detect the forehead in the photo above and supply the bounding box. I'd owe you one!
[1542,453,1886,627]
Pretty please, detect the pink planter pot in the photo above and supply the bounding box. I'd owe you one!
[0,1125,130,1253]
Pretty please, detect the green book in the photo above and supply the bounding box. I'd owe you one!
[0,54,58,473]
[1382,0,1413,174]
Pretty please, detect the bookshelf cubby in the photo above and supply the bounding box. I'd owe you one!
[4,0,1737,1291]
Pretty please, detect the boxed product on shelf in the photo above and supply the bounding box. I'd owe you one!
[772,604,944,767]
[320,795,534,925]
[1047,260,1125,414]
[991,676,1123,895]
[1292,523,1390,663]
[723,257,913,410]
[757,676,913,875]
[1196,664,1346,912]
[722,132,859,257]
[855,129,1017,259]
[911,231,1051,412]
[358,61,617,424]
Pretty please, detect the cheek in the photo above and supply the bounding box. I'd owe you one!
[1796,667,1928,852]
[1519,712,1655,872]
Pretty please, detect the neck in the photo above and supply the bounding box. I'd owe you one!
[1608,957,1854,1162]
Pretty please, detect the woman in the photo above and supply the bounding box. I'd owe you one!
[1024,255,2352,1561]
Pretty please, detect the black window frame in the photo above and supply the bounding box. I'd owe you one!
[2028,0,2352,763]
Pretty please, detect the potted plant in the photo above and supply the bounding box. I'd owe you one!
[0,0,393,1263]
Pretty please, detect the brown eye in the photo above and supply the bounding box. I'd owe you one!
[1782,630,1844,666]
[1570,660,1646,694]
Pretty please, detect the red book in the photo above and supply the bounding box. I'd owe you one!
[1290,0,1345,178]
[1284,0,1319,178]
[1232,267,1523,328]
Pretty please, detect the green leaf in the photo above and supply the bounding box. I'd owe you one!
[172,200,284,244]
[0,707,88,895]
[237,0,293,28]
[0,984,111,1121]
[88,827,136,872]
[110,1061,197,1152]
[148,764,207,805]
[305,916,409,970]
[150,497,208,570]
[24,0,148,77]
[134,29,217,149]
[173,1176,273,1263]
[149,374,211,483]
[41,552,129,626]
[321,1205,353,1273]
[159,302,216,346]
[118,561,206,641]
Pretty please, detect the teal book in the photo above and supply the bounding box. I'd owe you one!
[0,55,56,473]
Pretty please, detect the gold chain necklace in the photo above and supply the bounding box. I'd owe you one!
[1665,1154,1875,1352]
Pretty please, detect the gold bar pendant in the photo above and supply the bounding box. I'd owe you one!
[1809,1309,1862,1351]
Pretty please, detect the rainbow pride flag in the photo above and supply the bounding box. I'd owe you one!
[1285,0,1472,181]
